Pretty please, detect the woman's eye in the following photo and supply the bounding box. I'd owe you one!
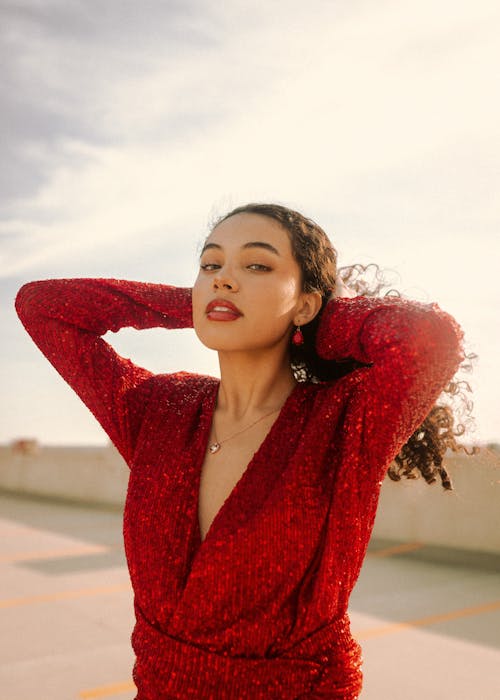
[200,262,270,272]
[247,264,271,271]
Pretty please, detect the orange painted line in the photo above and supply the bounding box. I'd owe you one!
[0,543,114,563]
[367,541,424,558]
[79,680,136,699]
[0,582,131,609]
[355,599,500,640]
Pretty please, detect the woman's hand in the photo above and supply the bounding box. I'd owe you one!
[334,276,357,299]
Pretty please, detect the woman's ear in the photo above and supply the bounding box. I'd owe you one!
[294,291,323,326]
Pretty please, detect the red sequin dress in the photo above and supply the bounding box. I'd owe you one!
[15,279,463,699]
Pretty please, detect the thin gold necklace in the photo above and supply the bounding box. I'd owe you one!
[208,407,281,454]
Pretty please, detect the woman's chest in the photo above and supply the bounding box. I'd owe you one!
[127,381,350,547]
[125,379,358,566]
[198,420,276,543]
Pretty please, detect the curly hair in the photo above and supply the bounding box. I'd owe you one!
[213,202,477,490]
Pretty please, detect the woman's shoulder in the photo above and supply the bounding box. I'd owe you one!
[303,368,367,395]
[151,371,219,402]
[292,374,366,419]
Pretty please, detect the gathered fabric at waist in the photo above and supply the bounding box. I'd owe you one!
[132,608,363,699]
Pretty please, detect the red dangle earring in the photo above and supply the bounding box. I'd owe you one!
[292,326,304,346]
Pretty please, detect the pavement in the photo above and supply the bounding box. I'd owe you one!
[1,491,499,700]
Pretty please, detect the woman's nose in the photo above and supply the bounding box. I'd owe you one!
[213,270,238,291]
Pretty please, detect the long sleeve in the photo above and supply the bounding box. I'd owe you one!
[316,295,464,478]
[15,278,193,463]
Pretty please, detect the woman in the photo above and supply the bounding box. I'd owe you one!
[15,203,466,699]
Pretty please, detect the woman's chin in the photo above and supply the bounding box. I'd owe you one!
[193,326,244,352]
[193,320,288,354]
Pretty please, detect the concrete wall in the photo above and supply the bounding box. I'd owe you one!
[0,442,128,508]
[372,449,500,554]
[1,441,499,554]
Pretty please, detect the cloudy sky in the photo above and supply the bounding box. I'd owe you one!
[1,0,498,445]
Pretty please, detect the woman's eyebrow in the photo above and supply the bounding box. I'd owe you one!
[242,241,280,255]
[201,241,280,256]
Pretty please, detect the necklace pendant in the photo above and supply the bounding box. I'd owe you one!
[209,442,221,454]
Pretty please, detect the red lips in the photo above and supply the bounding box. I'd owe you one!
[205,298,242,321]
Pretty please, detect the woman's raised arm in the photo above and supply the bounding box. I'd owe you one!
[15,278,192,463]
[316,295,464,480]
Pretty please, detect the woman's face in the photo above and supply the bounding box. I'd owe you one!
[192,213,310,353]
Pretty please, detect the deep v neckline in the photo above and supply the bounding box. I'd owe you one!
[194,381,302,548]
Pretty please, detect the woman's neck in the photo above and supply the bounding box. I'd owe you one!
[216,348,297,420]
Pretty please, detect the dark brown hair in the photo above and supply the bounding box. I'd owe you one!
[213,202,477,490]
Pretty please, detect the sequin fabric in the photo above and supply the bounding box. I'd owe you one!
[15,279,464,699]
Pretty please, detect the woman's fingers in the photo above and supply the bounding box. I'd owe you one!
[335,277,357,299]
